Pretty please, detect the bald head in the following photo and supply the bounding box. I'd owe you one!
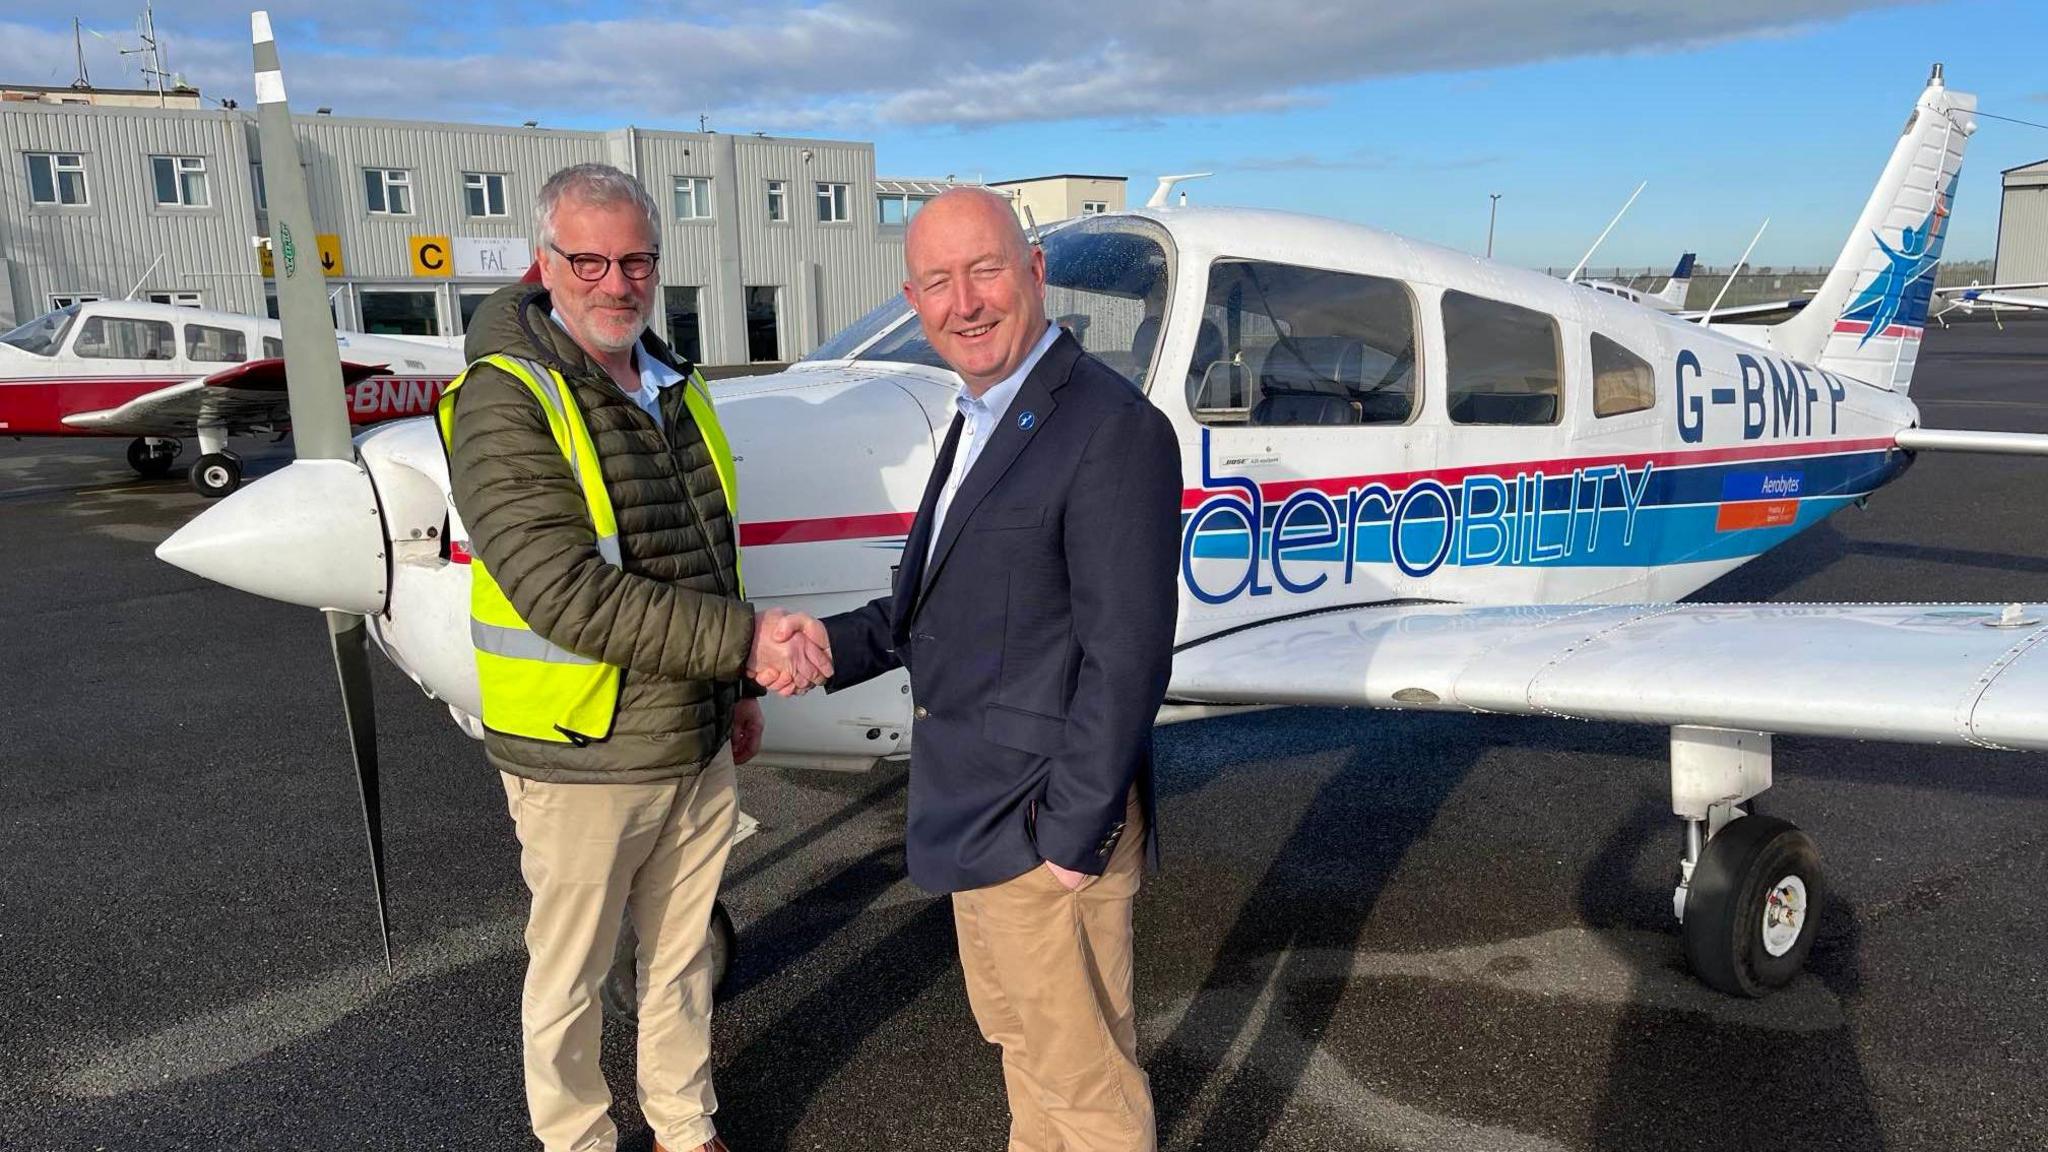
[901,187,1050,394]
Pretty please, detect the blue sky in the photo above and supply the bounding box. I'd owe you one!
[7,1,2044,267]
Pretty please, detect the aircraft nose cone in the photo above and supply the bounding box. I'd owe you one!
[156,459,388,615]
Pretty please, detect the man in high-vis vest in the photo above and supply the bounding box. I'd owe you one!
[439,163,830,1152]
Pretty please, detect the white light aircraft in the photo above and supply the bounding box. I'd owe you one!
[0,299,464,496]
[1584,252,1695,313]
[1931,279,2048,326]
[159,24,2048,1000]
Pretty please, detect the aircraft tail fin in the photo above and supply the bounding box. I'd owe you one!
[1655,253,1695,307]
[1766,66,1975,394]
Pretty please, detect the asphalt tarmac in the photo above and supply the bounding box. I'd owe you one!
[4,315,2046,1151]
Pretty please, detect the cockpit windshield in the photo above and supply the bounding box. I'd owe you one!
[847,217,1175,390]
[0,305,79,357]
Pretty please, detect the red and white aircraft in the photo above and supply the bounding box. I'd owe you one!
[0,298,463,496]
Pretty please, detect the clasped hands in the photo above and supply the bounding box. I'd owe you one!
[748,607,834,696]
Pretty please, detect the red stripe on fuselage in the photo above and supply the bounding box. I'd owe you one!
[740,511,917,548]
[1832,321,1922,339]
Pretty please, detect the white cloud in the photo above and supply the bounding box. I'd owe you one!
[1,1,1921,130]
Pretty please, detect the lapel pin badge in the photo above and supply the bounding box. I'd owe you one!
[1017,410,1037,431]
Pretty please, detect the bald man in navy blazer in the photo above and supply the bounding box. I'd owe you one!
[809,188,1180,1150]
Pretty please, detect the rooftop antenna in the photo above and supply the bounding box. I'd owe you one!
[698,113,709,133]
[1566,180,1646,283]
[1148,172,1212,209]
[116,2,171,107]
[71,18,92,89]
[1021,204,1041,246]
[1697,217,1769,326]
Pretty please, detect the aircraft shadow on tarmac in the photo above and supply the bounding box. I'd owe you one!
[590,707,1910,1152]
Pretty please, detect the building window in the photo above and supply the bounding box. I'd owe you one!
[359,288,440,335]
[148,291,203,308]
[816,182,850,223]
[73,315,176,360]
[48,293,102,311]
[185,323,247,363]
[1591,332,1656,417]
[665,287,704,364]
[674,176,712,220]
[877,192,930,226]
[765,180,787,222]
[1080,200,1109,216]
[26,153,88,205]
[250,162,266,211]
[151,155,209,207]
[458,289,496,333]
[745,286,781,362]
[263,335,283,358]
[1444,290,1561,425]
[464,171,507,217]
[364,168,413,215]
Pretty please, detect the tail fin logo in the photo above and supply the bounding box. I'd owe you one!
[1840,173,1956,346]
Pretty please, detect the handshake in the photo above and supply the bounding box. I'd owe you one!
[748,607,834,696]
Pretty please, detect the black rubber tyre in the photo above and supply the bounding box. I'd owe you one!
[599,899,738,1024]
[189,452,242,498]
[1682,814,1823,998]
[126,437,178,478]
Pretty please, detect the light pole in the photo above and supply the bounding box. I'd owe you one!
[1486,193,1502,259]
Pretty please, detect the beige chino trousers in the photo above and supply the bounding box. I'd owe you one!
[500,745,738,1152]
[950,791,1154,1152]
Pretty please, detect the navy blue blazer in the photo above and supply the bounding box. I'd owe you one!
[822,331,1183,894]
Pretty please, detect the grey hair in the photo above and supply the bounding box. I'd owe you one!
[533,163,660,252]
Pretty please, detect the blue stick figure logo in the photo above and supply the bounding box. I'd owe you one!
[1017,410,1036,431]
[1841,172,1955,345]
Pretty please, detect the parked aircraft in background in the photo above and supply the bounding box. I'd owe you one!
[0,299,463,495]
[1585,252,1695,312]
[161,28,2048,1005]
[1932,279,2048,325]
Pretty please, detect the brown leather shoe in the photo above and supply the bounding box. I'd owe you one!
[652,1139,727,1152]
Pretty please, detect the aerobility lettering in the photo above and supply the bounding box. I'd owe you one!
[1180,430,1653,604]
[1675,349,1849,444]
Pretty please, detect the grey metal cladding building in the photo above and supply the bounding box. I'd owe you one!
[1,100,913,364]
[1996,158,2048,291]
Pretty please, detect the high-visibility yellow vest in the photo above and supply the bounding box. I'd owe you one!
[435,352,741,745]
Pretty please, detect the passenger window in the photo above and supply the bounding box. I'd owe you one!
[1192,259,1418,427]
[73,316,176,360]
[1443,290,1560,425]
[262,336,284,359]
[1591,333,1655,417]
[185,323,247,363]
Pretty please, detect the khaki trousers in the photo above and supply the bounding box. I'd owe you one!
[500,745,737,1152]
[950,792,1154,1152]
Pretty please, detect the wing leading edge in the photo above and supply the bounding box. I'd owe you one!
[1168,602,2048,751]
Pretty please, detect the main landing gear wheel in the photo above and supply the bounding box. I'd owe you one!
[600,899,738,1023]
[1681,814,1823,998]
[189,451,242,498]
[126,437,179,478]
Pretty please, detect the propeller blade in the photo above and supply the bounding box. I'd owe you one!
[251,11,351,462]
[327,609,392,970]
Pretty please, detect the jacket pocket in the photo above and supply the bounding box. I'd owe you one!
[983,701,1066,757]
[974,504,1045,531]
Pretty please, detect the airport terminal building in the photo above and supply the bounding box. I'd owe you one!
[0,93,1096,365]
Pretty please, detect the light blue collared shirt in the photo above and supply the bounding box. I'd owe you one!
[551,308,683,429]
[928,321,1059,564]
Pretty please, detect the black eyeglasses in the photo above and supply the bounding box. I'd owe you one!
[549,242,660,282]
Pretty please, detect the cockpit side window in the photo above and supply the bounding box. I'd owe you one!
[1443,290,1561,425]
[1191,259,1419,427]
[1591,332,1656,417]
[73,315,177,361]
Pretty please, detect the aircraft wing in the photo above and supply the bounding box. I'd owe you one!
[1682,298,1810,324]
[60,359,388,438]
[1168,602,2048,751]
[1942,289,2048,311]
